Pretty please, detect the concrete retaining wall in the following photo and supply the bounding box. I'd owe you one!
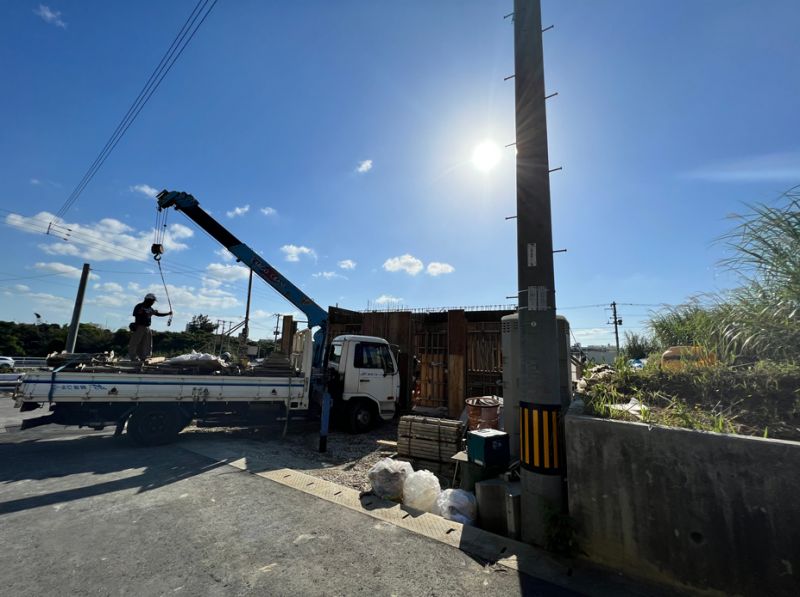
[566,414,800,596]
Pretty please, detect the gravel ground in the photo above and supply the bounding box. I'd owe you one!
[181,418,400,492]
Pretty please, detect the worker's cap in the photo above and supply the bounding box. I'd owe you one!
[144,293,157,301]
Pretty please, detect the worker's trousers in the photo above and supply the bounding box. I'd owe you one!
[128,325,153,361]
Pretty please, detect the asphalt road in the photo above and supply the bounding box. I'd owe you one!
[0,398,575,597]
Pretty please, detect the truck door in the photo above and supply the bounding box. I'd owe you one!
[353,342,395,399]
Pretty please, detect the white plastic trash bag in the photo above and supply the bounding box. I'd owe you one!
[368,458,413,501]
[165,350,221,363]
[402,470,441,513]
[436,489,477,525]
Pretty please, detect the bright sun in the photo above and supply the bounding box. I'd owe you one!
[471,140,502,172]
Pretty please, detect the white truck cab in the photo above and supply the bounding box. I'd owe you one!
[326,334,400,432]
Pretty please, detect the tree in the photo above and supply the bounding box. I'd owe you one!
[622,331,660,360]
[185,314,218,334]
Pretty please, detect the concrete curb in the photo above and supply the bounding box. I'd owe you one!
[181,442,667,597]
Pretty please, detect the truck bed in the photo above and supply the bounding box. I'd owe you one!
[16,371,309,409]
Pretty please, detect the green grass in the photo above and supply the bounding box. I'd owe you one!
[580,359,800,441]
[644,187,800,364]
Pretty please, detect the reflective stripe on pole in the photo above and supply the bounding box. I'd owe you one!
[519,402,561,474]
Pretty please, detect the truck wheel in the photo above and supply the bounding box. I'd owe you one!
[127,405,181,446]
[348,400,376,434]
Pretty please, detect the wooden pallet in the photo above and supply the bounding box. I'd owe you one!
[397,415,464,463]
[395,456,456,481]
[397,437,460,462]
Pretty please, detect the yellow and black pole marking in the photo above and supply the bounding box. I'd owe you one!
[519,402,562,475]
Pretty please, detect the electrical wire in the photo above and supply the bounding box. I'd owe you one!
[557,303,607,310]
[53,0,220,220]
[0,272,65,282]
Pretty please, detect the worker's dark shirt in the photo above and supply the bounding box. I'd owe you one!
[133,302,156,327]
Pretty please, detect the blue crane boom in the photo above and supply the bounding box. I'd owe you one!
[155,190,329,332]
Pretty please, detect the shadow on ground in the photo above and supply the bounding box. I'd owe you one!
[0,434,226,516]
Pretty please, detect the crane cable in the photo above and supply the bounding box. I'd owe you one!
[152,208,173,326]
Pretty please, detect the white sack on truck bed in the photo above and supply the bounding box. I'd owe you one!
[162,351,226,371]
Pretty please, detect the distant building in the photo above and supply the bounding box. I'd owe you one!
[580,344,619,365]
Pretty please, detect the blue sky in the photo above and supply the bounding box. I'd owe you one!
[1,1,799,345]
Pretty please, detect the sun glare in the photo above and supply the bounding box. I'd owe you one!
[471,140,501,172]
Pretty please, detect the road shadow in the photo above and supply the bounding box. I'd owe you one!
[0,434,226,516]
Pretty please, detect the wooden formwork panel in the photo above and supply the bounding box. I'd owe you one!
[413,321,448,409]
[466,321,503,398]
[328,307,513,412]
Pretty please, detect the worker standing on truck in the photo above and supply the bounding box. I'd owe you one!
[128,293,172,361]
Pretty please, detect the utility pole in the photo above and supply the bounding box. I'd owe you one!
[514,0,563,546]
[610,301,622,353]
[241,268,253,358]
[273,314,281,349]
[65,263,91,354]
[215,319,223,355]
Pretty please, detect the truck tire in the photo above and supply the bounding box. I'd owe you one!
[127,405,181,446]
[348,399,377,434]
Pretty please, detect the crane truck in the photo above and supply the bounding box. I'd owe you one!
[13,190,400,448]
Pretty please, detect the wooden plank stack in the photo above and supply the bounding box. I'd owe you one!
[397,415,464,477]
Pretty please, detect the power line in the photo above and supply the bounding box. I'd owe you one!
[0,272,64,282]
[557,303,607,310]
[52,0,220,220]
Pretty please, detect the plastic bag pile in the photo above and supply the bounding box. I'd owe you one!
[367,458,413,501]
[164,351,222,364]
[367,458,477,525]
[162,351,227,371]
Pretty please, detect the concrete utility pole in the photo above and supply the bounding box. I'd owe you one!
[514,0,564,546]
[242,268,253,354]
[610,301,621,353]
[65,263,91,353]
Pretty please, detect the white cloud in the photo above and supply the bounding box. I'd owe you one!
[34,261,99,280]
[426,262,455,276]
[281,244,316,262]
[338,259,356,270]
[251,309,273,320]
[375,294,403,305]
[572,328,615,345]
[260,207,277,216]
[214,248,235,262]
[205,262,251,282]
[685,151,800,182]
[5,211,193,262]
[34,5,66,28]
[13,284,30,292]
[127,281,239,312]
[168,223,193,240]
[226,205,250,218]
[91,294,127,308]
[383,254,423,276]
[356,159,373,174]
[27,292,71,309]
[130,184,159,198]
[313,271,346,280]
[30,178,41,185]
[93,282,124,293]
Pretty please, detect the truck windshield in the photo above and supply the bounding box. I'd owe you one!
[354,343,394,373]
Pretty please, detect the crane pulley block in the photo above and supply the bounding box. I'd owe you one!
[151,243,164,260]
